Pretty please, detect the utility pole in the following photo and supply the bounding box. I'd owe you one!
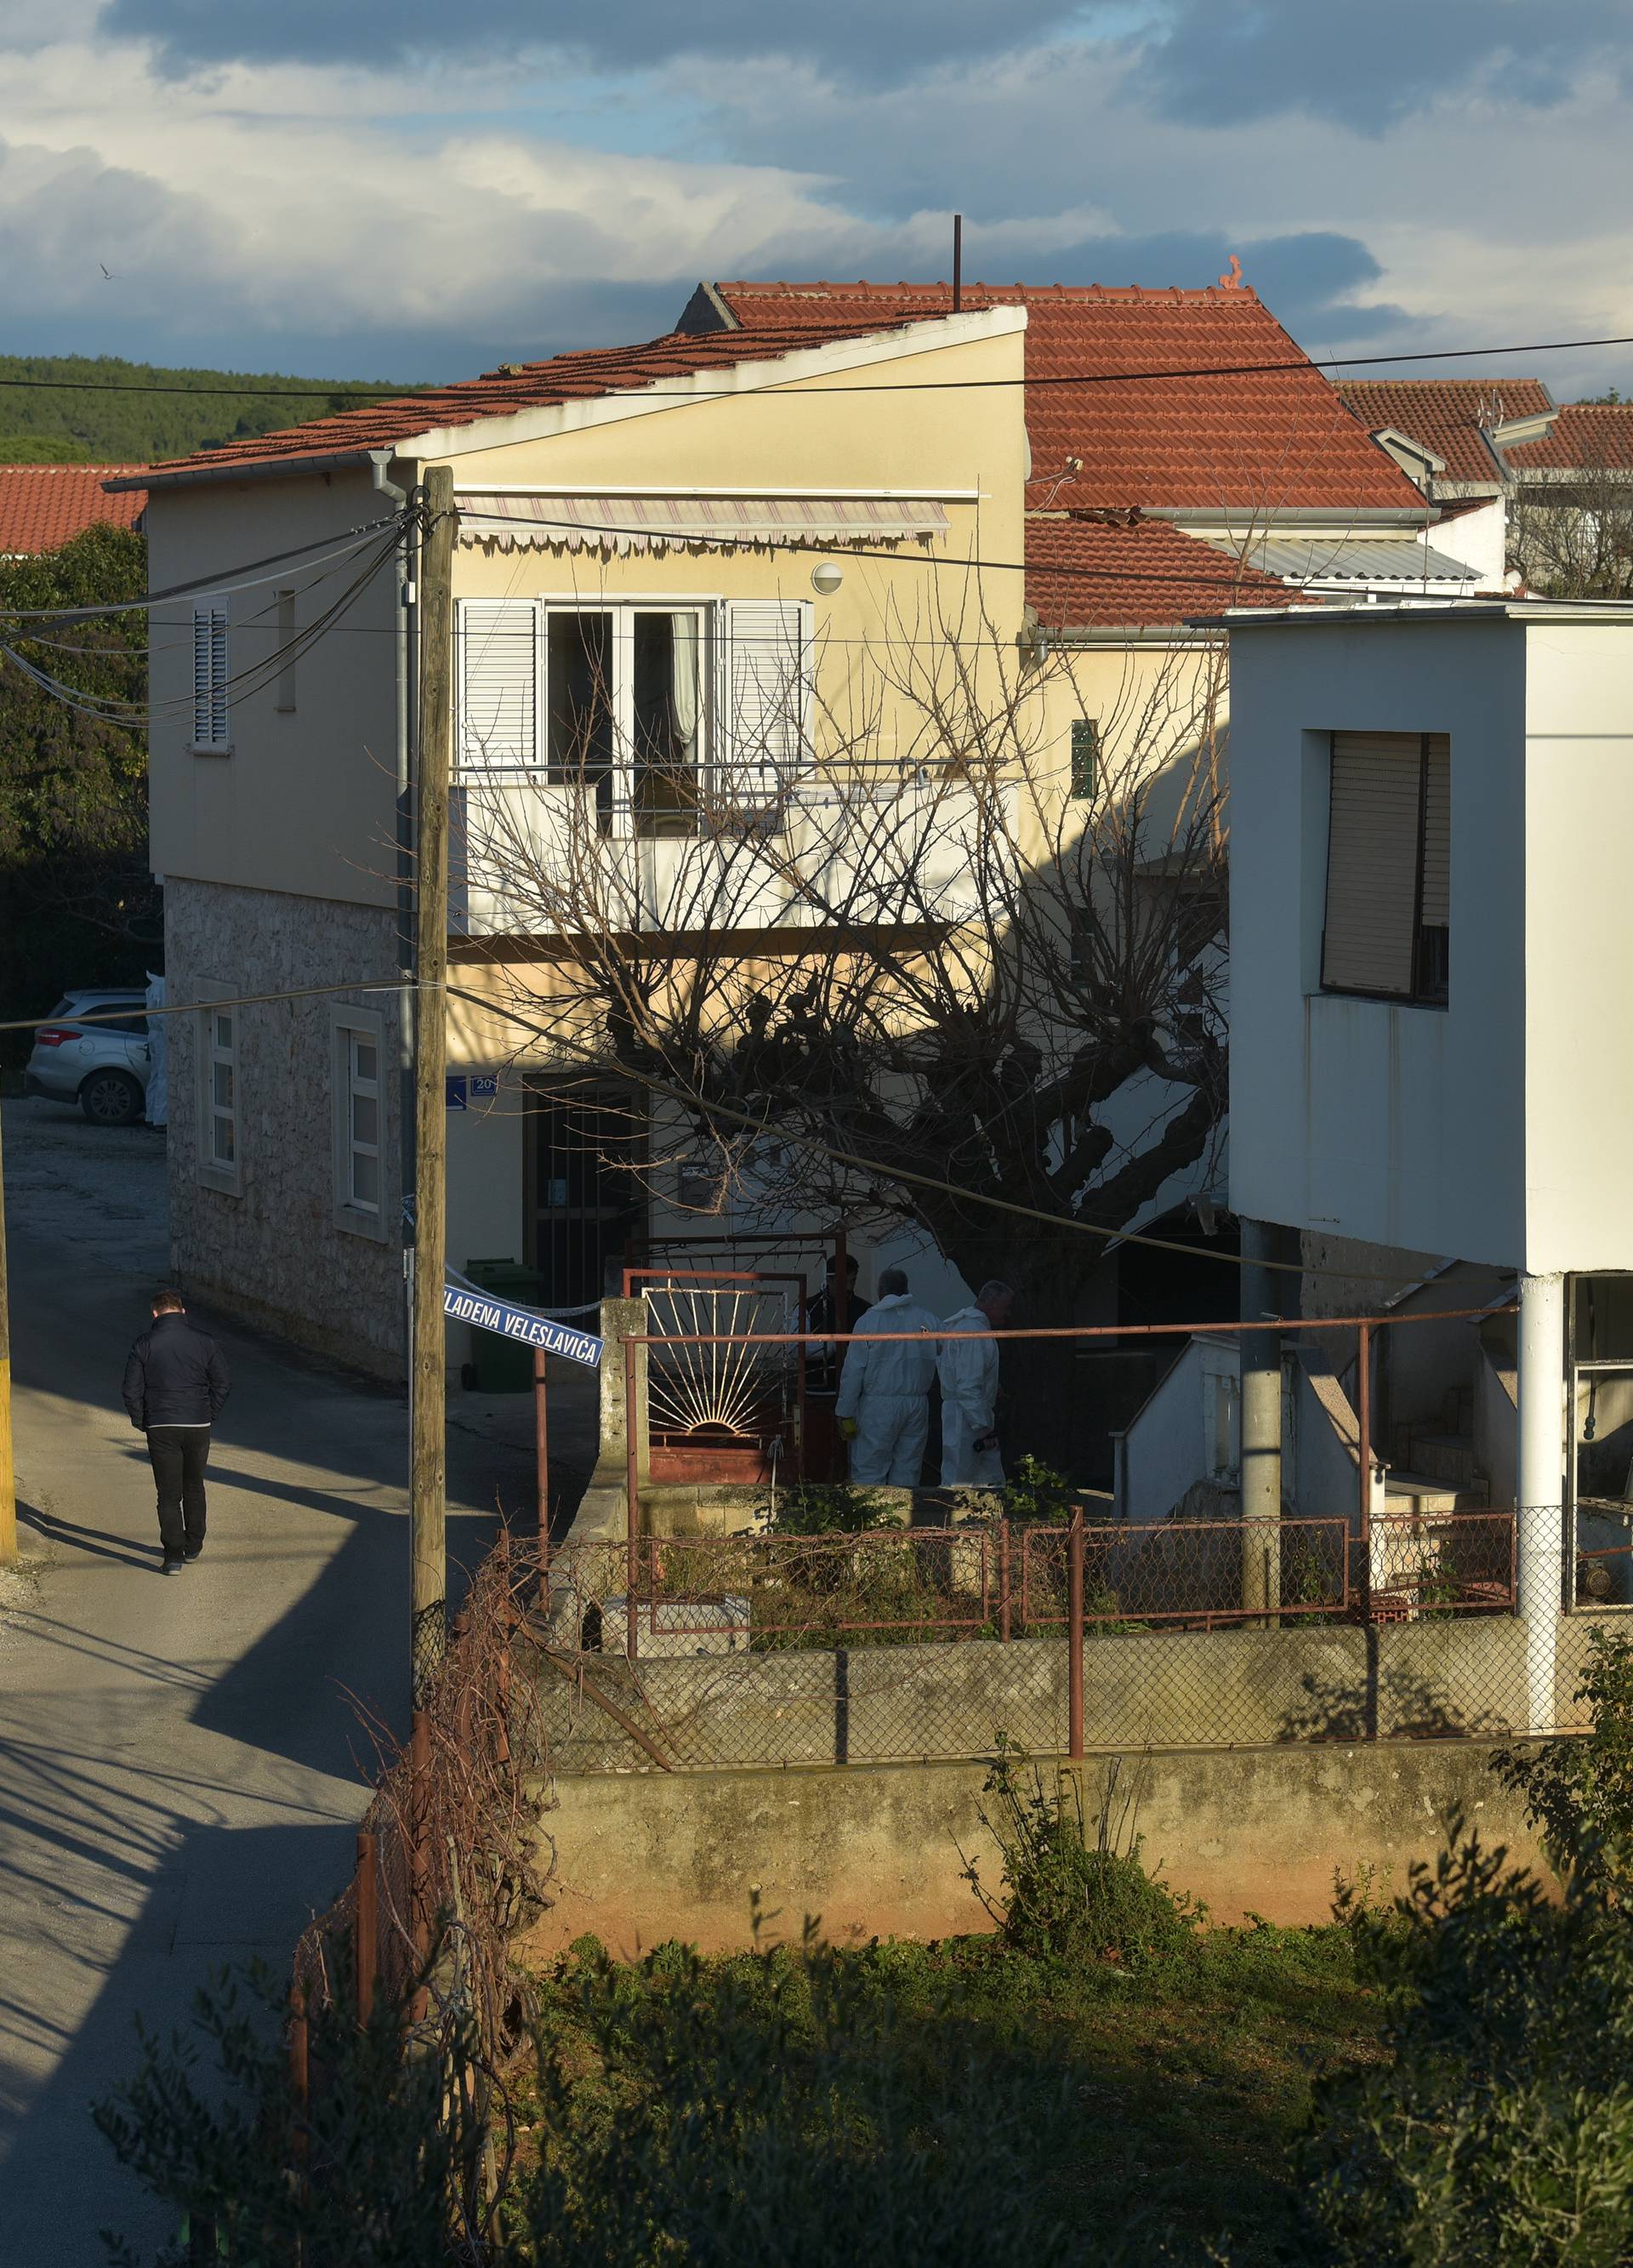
[410,463,453,1697]
[0,1102,14,1568]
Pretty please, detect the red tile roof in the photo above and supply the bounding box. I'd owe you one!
[0,464,146,553]
[709,281,1423,513]
[1335,378,1553,487]
[1505,402,1633,472]
[135,317,927,485]
[1026,514,1313,630]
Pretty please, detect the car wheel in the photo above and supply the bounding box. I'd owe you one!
[80,1068,145,1127]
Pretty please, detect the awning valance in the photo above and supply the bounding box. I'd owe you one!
[454,492,950,556]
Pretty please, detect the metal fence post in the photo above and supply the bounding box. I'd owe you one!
[1356,1321,1373,1621]
[999,1517,1012,1641]
[623,1336,640,1662]
[533,1346,550,1587]
[355,1829,378,2026]
[1067,1506,1084,1760]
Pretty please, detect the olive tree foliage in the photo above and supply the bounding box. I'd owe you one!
[0,524,156,1028]
[454,577,1228,1344]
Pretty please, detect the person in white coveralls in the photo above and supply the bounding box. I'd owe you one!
[834,1267,942,1486]
[938,1280,1015,1486]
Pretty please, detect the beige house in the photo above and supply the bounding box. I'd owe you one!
[122,272,1482,1382]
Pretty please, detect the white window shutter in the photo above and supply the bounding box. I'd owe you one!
[458,600,538,772]
[1322,732,1423,996]
[721,599,811,811]
[192,602,228,745]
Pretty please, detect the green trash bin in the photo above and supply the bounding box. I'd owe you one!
[462,1258,549,1393]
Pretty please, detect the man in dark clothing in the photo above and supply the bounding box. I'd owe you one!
[805,1256,871,1392]
[122,1289,231,1573]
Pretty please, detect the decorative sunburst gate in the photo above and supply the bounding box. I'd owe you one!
[626,1268,808,1484]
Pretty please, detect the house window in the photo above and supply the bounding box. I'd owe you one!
[455,597,807,835]
[1321,731,1449,1006]
[1070,717,1099,798]
[332,1005,387,1237]
[191,601,230,750]
[195,987,241,1194]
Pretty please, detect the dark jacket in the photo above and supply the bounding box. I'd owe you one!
[122,1313,231,1430]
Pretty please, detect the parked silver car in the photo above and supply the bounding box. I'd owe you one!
[26,989,151,1126]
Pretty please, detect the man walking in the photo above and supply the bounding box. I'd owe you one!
[834,1266,940,1487]
[122,1289,230,1573]
[939,1280,1015,1487]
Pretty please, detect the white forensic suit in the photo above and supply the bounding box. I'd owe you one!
[834,1293,942,1486]
[939,1307,1004,1486]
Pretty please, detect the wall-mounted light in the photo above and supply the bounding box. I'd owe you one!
[811,561,845,595]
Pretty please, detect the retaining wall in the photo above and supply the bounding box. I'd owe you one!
[527,1740,1550,1954]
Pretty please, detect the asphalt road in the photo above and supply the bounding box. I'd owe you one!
[0,1099,532,2263]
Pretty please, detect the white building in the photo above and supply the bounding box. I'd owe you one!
[1225,597,1633,1724]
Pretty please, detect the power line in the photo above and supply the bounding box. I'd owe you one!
[0,510,408,624]
[2,325,1632,408]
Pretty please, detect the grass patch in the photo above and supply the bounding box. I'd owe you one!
[513,1911,1383,2265]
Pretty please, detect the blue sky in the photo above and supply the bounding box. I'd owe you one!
[3,0,1631,392]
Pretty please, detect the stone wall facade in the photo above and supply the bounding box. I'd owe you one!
[165,876,407,1376]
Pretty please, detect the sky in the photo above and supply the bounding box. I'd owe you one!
[3,0,1633,392]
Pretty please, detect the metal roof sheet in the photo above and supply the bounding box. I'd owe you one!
[1198,534,1481,584]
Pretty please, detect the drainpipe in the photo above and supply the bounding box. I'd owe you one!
[372,451,420,1378]
[1516,1271,1567,1733]
[1238,1219,1283,1622]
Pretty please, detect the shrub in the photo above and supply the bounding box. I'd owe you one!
[1493,1627,1633,1883]
[964,1756,1203,1971]
[1001,1454,1077,1525]
[758,1482,897,1535]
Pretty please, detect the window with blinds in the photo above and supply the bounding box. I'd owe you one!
[1321,731,1450,1006]
[191,601,230,749]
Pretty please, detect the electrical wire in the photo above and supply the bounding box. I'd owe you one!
[1,325,1632,404]
[0,510,410,624]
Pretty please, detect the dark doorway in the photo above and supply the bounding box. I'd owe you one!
[526,1080,646,1307]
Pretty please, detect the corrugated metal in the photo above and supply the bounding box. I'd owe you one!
[1199,535,1479,584]
[1322,732,1423,997]
[455,493,949,554]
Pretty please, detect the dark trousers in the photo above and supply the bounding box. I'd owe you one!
[146,1426,211,1557]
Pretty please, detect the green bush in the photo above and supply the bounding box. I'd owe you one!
[1303,1633,1633,2265]
[758,1482,897,1535]
[1001,1454,1077,1525]
[965,1757,1203,1972]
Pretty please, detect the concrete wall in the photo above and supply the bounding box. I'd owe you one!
[1228,610,1529,1266]
[528,1738,1550,1953]
[534,1613,1543,1775]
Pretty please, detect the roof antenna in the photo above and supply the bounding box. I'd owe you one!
[953,214,963,314]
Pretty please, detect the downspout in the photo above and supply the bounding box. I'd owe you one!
[372,450,421,1379]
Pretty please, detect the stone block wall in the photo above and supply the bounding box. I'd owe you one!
[165,876,407,1376]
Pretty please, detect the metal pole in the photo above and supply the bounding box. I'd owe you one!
[1067,1506,1084,1759]
[1239,1219,1283,1624]
[999,1516,1011,1641]
[794,1269,808,1481]
[953,213,963,312]
[624,1341,640,1661]
[0,1102,14,1568]
[1518,1271,1567,1734]
[1356,1321,1373,1617]
[533,1347,549,1579]
[355,1830,378,2026]
[410,464,454,1701]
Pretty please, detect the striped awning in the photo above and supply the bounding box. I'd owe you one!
[454,492,950,555]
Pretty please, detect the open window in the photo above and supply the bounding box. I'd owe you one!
[1321,731,1449,1006]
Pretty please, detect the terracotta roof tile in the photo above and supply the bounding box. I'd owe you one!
[0,465,146,553]
[712,280,1423,513]
[1026,515,1312,630]
[1505,402,1633,472]
[1334,378,1553,486]
[137,317,923,485]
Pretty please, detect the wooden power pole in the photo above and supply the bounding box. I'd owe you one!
[0,1101,14,1568]
[411,464,454,1697]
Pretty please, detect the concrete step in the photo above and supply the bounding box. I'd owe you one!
[1384,1469,1465,1517]
[1403,1430,1482,1490]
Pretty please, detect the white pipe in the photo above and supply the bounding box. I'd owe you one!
[1516,1271,1567,1734]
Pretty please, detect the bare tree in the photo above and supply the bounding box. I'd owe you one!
[451,567,1228,1408]
[1509,446,1633,599]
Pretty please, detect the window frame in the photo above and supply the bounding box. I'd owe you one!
[190,597,232,755]
[1320,729,1450,1011]
[194,977,242,1197]
[330,1001,388,1240]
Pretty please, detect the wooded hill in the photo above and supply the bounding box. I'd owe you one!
[0,353,420,464]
